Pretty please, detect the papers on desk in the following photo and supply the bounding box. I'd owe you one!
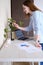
[17,42,42,53]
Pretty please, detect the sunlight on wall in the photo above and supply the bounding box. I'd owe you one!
[0,0,11,47]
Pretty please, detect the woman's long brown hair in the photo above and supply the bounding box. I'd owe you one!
[23,0,40,11]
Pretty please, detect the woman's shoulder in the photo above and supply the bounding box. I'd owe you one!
[32,10,43,17]
[32,10,43,15]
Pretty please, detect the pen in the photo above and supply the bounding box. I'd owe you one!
[21,44,29,47]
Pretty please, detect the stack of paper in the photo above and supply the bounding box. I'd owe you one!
[17,42,42,53]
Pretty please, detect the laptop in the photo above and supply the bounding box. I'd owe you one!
[15,29,28,40]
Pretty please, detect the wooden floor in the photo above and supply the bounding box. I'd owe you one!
[13,62,38,65]
[0,62,38,65]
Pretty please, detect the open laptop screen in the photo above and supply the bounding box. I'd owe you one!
[15,29,28,40]
[15,29,24,39]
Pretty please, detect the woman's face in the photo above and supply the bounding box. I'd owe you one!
[22,5,31,14]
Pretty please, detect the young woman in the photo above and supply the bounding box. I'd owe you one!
[13,1,43,64]
[13,0,43,49]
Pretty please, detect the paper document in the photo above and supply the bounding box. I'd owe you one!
[16,42,42,53]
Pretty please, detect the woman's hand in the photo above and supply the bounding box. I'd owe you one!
[35,42,42,48]
[12,22,20,29]
[12,22,27,31]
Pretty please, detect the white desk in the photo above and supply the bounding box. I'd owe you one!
[0,39,43,62]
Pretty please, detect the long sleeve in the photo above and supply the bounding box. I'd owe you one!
[33,11,41,35]
[24,18,33,32]
[33,11,43,43]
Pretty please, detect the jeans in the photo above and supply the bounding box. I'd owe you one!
[40,43,43,65]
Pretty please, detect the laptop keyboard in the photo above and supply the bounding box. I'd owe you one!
[18,37,28,40]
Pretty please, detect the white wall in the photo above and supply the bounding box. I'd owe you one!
[0,62,12,65]
[34,0,43,11]
[0,0,11,47]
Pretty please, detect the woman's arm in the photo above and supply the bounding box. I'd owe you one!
[13,22,26,31]
[13,20,32,32]
[34,35,41,47]
[33,11,41,48]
